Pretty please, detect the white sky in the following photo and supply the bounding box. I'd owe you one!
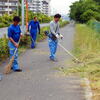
[50,0,79,15]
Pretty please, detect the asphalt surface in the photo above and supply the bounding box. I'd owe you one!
[0,23,49,38]
[0,23,85,100]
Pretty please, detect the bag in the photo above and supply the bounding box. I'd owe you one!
[50,24,59,41]
[44,31,57,41]
[50,33,57,41]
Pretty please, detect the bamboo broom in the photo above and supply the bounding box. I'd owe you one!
[4,38,20,74]
[4,48,18,74]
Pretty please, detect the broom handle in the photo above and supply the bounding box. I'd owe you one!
[13,39,21,56]
[58,43,80,62]
[13,48,18,56]
[30,35,35,43]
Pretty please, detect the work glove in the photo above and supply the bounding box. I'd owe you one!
[60,34,63,39]
[56,34,60,39]
[56,34,63,39]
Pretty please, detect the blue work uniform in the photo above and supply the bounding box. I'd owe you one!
[8,24,21,71]
[28,20,40,48]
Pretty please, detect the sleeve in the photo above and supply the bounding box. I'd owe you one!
[56,23,60,35]
[28,21,31,31]
[8,27,12,38]
[19,26,23,36]
[50,22,56,35]
[19,25,21,34]
[37,22,40,32]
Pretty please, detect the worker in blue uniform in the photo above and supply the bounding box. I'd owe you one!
[28,17,40,48]
[8,16,22,72]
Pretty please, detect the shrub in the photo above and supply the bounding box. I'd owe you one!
[0,36,9,61]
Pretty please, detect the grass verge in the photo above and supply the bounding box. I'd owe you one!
[58,24,100,100]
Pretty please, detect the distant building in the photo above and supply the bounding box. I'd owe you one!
[0,0,18,16]
[42,0,50,15]
[28,0,42,13]
[28,0,51,15]
[0,0,51,16]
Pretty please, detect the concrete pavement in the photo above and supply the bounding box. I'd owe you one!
[0,23,85,100]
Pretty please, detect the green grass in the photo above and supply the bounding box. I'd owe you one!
[58,24,100,100]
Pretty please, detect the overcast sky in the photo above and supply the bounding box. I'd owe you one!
[50,0,79,15]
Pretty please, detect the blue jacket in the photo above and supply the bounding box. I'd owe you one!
[28,20,40,34]
[8,24,21,43]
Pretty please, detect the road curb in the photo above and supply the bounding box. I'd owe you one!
[83,78,93,100]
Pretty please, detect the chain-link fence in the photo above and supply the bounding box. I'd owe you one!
[92,21,100,33]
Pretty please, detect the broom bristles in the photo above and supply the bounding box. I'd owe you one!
[4,56,14,74]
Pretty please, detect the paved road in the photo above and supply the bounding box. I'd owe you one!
[0,23,85,100]
[0,23,49,38]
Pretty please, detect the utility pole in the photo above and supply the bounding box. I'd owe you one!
[22,0,25,34]
[8,0,10,15]
[25,0,29,33]
[17,0,19,16]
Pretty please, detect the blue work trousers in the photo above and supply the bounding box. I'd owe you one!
[48,38,58,60]
[8,41,20,71]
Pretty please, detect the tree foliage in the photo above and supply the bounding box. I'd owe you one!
[0,11,52,28]
[69,0,100,23]
[28,11,52,23]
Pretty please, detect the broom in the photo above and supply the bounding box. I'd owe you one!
[4,41,20,74]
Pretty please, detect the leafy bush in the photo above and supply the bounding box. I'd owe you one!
[28,11,52,23]
[0,12,17,28]
[0,36,9,61]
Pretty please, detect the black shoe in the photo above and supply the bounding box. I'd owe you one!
[14,69,22,72]
[50,58,58,62]
[11,67,14,70]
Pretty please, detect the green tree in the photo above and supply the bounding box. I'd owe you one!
[69,0,100,23]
